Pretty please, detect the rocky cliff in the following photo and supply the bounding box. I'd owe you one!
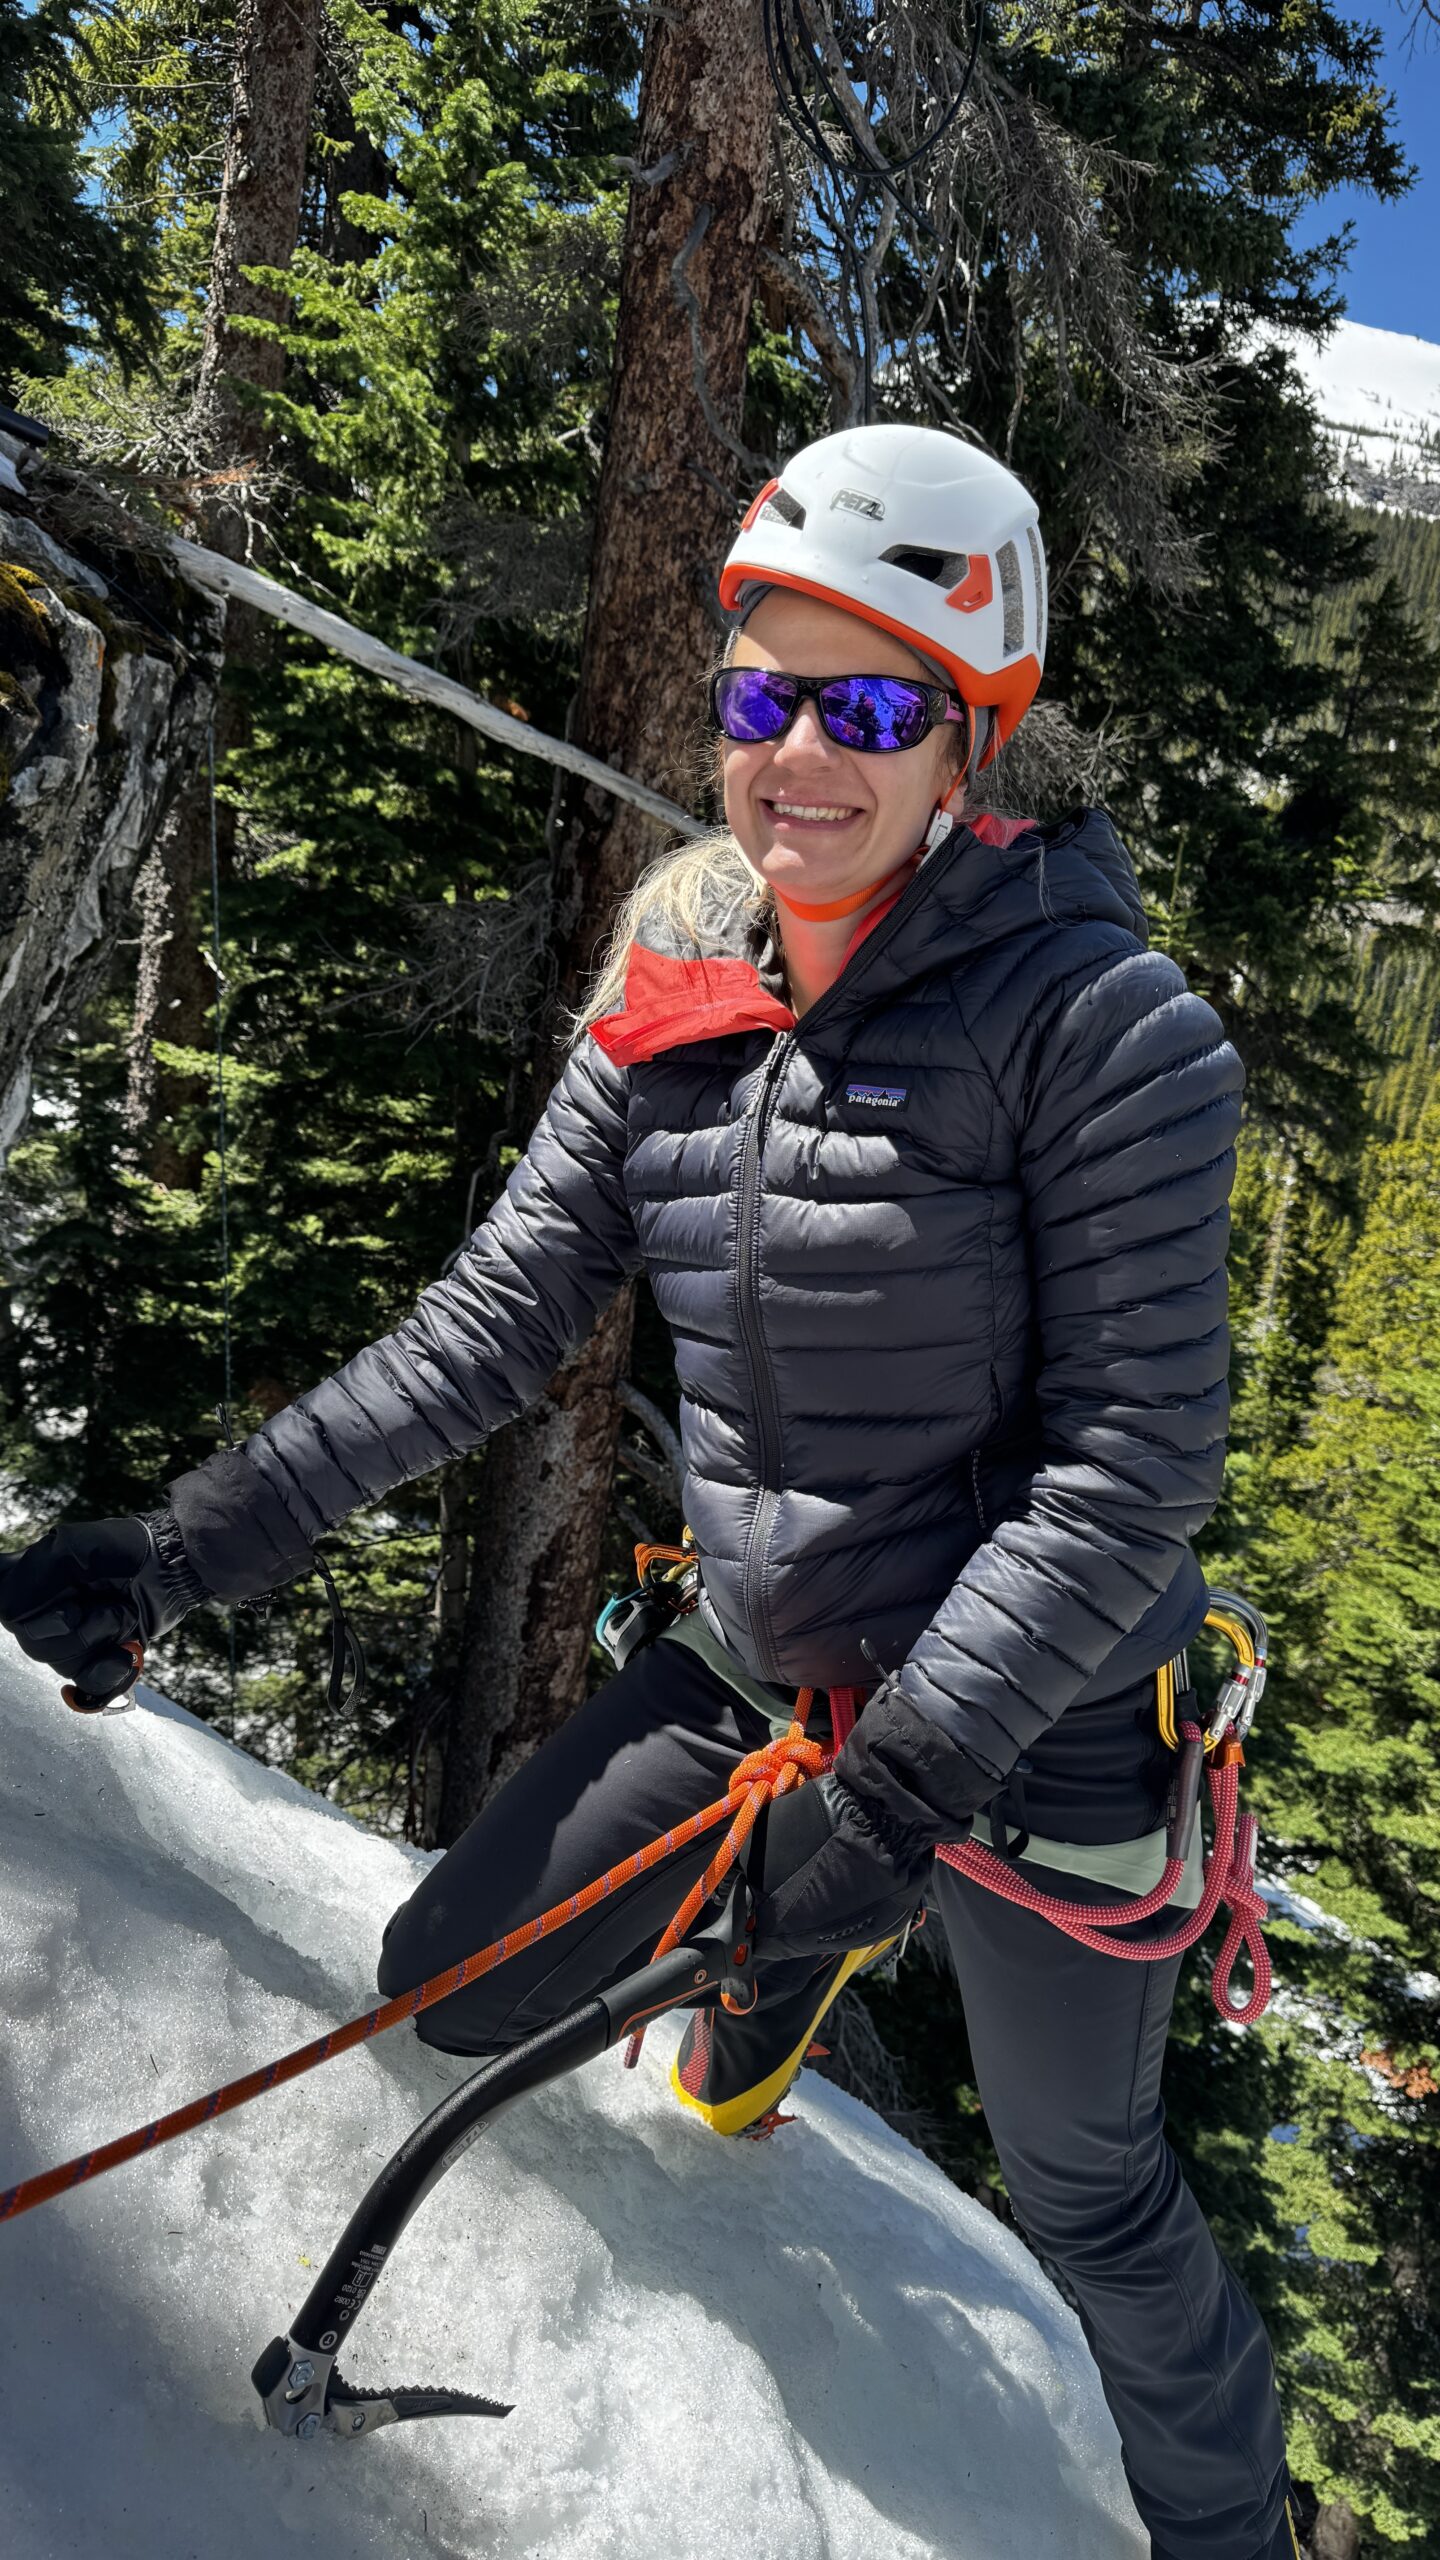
[0,437,225,1156]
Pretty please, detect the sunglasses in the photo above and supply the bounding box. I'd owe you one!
[709,666,970,757]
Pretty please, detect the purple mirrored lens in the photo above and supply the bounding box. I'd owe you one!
[819,677,930,751]
[714,669,796,741]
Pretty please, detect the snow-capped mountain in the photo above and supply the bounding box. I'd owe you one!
[0,1630,1148,2560]
[1256,315,1440,517]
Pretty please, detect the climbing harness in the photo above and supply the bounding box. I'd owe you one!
[595,1531,702,1670]
[600,1545,1271,2022]
[4,1540,1272,2439]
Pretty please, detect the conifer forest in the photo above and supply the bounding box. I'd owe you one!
[1,2,1438,2551]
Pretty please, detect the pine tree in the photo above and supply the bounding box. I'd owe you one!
[2,0,645,1818]
[0,0,154,387]
[1234,1102,1440,2548]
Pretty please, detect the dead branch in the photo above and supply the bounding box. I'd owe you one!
[757,244,859,420]
[616,1378,685,1487]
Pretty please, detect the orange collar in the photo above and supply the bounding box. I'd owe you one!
[771,852,919,921]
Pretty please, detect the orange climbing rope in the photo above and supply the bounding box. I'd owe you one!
[0,1688,828,2226]
[2,1592,1273,2226]
[619,1688,827,2067]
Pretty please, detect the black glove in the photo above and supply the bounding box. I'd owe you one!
[0,1449,315,1710]
[749,1768,933,1961]
[0,1514,207,1706]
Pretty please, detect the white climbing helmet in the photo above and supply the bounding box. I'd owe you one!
[718,423,1047,772]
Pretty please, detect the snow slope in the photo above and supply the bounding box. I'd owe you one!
[1252,314,1440,515]
[0,1629,1147,2560]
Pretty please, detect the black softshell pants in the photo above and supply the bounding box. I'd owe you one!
[377,1639,1293,2560]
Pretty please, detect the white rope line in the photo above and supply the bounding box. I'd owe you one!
[163,535,704,841]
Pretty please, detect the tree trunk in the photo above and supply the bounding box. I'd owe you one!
[125,0,322,1183]
[439,0,774,1840]
[406,1459,472,1849]
[1309,2501,1359,2560]
[194,0,325,472]
[122,781,221,1185]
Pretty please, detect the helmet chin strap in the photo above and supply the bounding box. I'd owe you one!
[922,781,966,859]
[921,705,993,857]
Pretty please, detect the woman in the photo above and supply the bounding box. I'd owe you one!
[0,422,1298,2559]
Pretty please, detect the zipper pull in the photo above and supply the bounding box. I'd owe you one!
[745,1029,791,1116]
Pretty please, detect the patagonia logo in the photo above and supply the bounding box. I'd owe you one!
[846,1082,908,1110]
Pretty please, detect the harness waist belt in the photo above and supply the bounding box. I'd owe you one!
[660,1615,1203,1909]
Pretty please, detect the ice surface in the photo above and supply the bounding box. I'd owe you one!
[0,1629,1147,2559]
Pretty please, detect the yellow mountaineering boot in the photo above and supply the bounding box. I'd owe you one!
[669,1933,904,2138]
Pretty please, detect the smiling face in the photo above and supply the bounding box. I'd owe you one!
[718,588,967,904]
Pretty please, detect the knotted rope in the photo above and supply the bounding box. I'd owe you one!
[620,1691,827,2067]
[2,1672,1270,2226]
[0,1691,828,2224]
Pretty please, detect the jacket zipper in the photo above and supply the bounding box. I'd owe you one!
[729,827,978,1675]
[970,1365,1002,1540]
[735,1028,794,1673]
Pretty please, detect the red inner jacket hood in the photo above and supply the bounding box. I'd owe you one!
[589,815,1034,1067]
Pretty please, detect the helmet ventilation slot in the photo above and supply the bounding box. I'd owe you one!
[880,543,969,587]
[1026,523,1047,661]
[996,540,1024,655]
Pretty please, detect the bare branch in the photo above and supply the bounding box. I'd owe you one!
[973,697,1138,818]
[671,204,776,481]
[613,1492,658,1549]
[617,1436,681,1499]
[758,0,1220,607]
[616,1378,685,1485]
[162,521,700,834]
[757,244,858,419]
[313,867,555,1048]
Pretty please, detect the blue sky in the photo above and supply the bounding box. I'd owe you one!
[1289,9,1440,342]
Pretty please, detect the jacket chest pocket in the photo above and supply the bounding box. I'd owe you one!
[817,1061,995,1188]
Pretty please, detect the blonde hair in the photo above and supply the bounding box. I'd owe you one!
[568,822,771,1042]
[567,618,974,1047]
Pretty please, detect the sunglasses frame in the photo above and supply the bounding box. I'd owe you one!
[708,666,970,756]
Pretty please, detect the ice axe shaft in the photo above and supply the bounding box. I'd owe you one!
[252,1871,755,2440]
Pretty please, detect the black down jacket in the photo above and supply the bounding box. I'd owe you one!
[242,807,1245,1848]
